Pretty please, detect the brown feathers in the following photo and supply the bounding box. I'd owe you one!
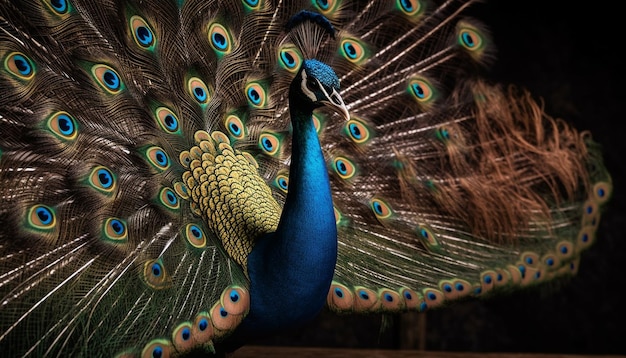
[425,81,590,243]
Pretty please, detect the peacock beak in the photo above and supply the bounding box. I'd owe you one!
[321,88,350,121]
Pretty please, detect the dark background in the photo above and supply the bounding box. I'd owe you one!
[253,1,625,355]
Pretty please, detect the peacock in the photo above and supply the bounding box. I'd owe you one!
[0,0,613,356]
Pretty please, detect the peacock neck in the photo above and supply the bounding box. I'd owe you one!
[225,96,337,349]
[278,103,338,273]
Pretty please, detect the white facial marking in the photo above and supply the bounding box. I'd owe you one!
[300,70,317,102]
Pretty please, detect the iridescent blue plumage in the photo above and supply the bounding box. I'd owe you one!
[224,60,346,350]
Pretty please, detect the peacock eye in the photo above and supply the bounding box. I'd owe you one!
[306,78,318,91]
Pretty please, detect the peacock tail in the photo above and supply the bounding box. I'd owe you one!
[0,0,612,356]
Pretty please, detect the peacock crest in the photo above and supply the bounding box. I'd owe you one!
[0,0,612,356]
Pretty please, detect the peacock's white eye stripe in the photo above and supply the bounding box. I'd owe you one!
[300,70,317,101]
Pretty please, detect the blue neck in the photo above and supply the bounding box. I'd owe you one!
[223,99,338,350]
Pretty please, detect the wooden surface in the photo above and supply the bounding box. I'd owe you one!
[233,346,626,357]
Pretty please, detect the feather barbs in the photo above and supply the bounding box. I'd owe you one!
[285,9,337,60]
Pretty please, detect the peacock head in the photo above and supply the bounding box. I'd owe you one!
[291,59,349,120]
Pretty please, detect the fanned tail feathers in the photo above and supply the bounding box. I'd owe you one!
[0,0,611,356]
